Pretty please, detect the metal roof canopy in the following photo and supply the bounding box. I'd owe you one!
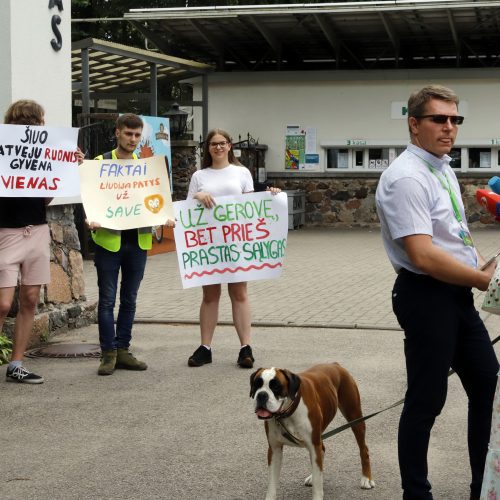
[72,38,213,134]
[122,0,500,71]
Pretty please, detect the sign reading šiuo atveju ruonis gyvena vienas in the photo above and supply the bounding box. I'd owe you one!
[173,192,288,288]
[0,124,79,197]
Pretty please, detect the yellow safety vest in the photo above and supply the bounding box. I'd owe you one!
[91,150,153,252]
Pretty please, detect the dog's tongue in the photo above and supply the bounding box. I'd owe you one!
[256,408,273,419]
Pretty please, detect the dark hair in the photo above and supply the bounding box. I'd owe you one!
[4,99,45,125]
[202,128,242,169]
[407,85,459,135]
[116,113,143,130]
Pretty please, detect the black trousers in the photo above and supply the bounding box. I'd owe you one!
[392,270,499,500]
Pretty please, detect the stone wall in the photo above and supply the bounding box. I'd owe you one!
[268,173,497,228]
[171,140,198,201]
[4,205,96,346]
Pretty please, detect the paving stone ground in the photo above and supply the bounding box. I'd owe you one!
[83,226,500,332]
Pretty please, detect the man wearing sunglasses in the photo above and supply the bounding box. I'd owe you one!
[376,85,498,500]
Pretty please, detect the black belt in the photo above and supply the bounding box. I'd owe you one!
[397,268,471,293]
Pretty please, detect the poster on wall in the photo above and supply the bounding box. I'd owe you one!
[135,115,172,190]
[285,125,319,170]
[285,125,305,170]
[304,127,319,170]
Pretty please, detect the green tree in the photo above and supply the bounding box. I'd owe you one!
[72,0,170,45]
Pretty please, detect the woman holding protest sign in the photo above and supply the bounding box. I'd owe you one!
[187,128,280,369]
[0,100,84,384]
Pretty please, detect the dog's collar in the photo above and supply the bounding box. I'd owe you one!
[274,391,301,420]
[273,392,303,445]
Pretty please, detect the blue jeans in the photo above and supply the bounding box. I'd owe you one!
[94,242,147,351]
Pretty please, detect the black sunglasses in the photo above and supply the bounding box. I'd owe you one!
[414,114,465,125]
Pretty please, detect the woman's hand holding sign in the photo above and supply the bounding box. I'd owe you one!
[194,191,216,209]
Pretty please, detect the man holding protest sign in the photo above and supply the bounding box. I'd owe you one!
[87,113,175,376]
[186,128,281,369]
[0,100,83,384]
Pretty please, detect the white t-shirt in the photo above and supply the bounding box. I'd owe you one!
[187,164,254,199]
[375,143,478,274]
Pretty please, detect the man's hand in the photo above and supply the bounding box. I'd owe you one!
[76,147,85,164]
[85,219,101,230]
[165,218,176,228]
[479,259,497,291]
[194,192,216,208]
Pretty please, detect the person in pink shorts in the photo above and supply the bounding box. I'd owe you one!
[0,100,83,384]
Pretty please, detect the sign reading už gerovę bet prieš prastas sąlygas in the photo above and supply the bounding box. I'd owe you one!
[0,124,79,197]
[173,191,289,288]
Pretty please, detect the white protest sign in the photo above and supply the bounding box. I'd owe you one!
[79,155,174,230]
[0,124,79,197]
[173,191,288,289]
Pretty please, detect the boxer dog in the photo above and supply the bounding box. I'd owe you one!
[250,363,375,500]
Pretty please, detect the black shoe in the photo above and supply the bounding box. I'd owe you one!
[6,365,44,384]
[237,345,254,368]
[188,346,212,367]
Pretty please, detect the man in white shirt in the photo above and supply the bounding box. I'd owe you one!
[376,85,498,500]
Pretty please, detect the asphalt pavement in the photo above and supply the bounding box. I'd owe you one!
[2,227,500,500]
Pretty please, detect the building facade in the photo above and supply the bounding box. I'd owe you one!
[192,69,500,226]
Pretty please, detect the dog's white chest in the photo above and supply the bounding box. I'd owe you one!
[268,403,312,448]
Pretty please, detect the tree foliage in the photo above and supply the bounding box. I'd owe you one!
[72,0,369,46]
[72,0,170,45]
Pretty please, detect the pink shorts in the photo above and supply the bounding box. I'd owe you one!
[0,225,50,288]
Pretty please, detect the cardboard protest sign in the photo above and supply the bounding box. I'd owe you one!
[0,124,79,197]
[79,155,174,230]
[173,192,288,288]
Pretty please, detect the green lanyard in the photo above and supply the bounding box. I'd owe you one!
[411,152,463,224]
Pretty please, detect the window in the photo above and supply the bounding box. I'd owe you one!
[469,148,491,169]
[325,146,402,169]
[449,148,462,169]
[354,150,364,167]
[368,148,390,169]
[326,148,349,169]
[322,145,500,172]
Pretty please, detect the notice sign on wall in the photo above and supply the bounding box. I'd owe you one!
[79,155,174,230]
[285,125,318,170]
[285,125,305,170]
[0,124,79,197]
[173,192,288,288]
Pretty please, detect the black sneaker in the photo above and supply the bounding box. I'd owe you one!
[188,346,212,367]
[237,345,254,369]
[6,365,44,384]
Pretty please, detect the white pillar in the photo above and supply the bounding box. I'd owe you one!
[0,0,71,126]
